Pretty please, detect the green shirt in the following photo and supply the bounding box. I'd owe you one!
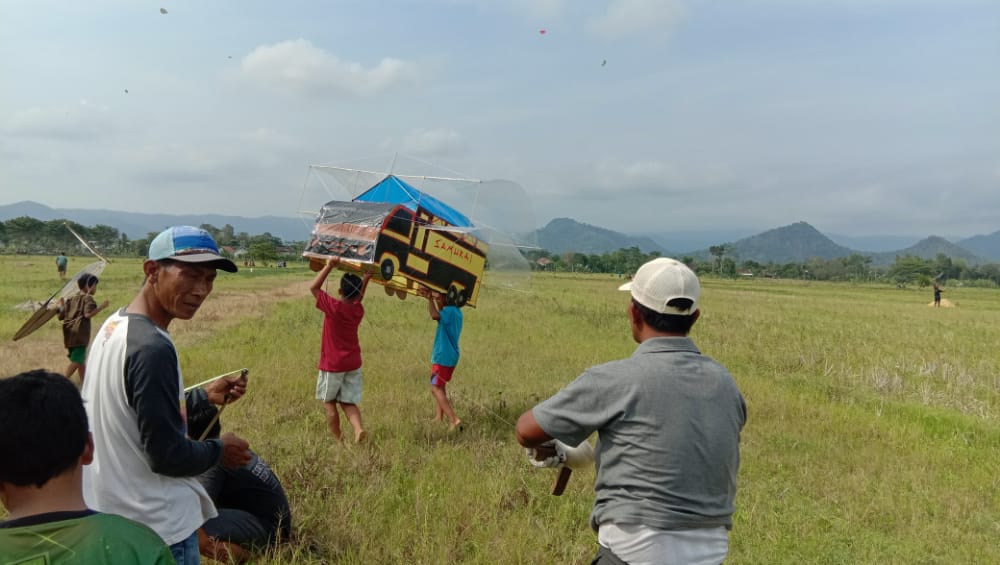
[0,510,174,565]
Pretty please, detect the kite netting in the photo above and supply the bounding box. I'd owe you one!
[299,155,537,295]
[13,260,107,341]
[57,261,108,302]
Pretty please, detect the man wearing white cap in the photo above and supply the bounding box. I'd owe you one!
[516,257,747,565]
[82,226,253,565]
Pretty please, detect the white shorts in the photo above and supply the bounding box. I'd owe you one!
[598,522,729,565]
[316,368,363,404]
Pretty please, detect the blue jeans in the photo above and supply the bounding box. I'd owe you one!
[169,531,200,565]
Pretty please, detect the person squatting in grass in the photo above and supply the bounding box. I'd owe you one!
[81,225,253,565]
[516,257,747,565]
[57,273,109,383]
[422,286,464,431]
[186,386,292,563]
[310,257,372,444]
[0,370,174,564]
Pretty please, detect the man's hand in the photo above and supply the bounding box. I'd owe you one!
[308,257,334,272]
[220,432,251,469]
[205,372,248,405]
[525,440,567,468]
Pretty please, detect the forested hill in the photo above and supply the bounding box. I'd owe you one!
[956,231,1000,261]
[868,236,986,266]
[537,218,668,255]
[721,221,855,264]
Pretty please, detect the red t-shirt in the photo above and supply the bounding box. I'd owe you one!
[315,291,364,372]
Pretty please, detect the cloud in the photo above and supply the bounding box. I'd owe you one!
[543,158,735,201]
[2,100,114,140]
[380,128,468,158]
[500,0,567,19]
[587,0,686,40]
[239,127,300,149]
[240,39,418,97]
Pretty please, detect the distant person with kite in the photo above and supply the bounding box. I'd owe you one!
[310,257,372,444]
[55,252,68,279]
[0,370,174,564]
[515,258,746,564]
[422,286,464,431]
[57,273,109,383]
[933,283,943,307]
[81,226,251,564]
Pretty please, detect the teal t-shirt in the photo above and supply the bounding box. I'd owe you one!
[431,305,462,367]
[0,510,174,564]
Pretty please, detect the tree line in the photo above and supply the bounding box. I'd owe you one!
[4,216,998,286]
[0,217,304,264]
[524,246,1000,287]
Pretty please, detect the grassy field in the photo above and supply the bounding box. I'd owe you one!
[2,255,998,564]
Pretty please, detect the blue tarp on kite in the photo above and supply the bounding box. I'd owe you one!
[354,175,473,228]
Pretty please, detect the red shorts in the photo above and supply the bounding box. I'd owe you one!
[430,364,455,387]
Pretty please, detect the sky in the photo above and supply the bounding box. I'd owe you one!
[1,0,999,239]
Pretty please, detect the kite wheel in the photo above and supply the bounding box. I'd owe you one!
[379,257,396,281]
[448,285,467,307]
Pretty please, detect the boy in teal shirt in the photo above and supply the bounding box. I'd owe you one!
[425,288,464,431]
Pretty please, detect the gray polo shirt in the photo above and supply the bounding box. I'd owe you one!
[532,336,746,532]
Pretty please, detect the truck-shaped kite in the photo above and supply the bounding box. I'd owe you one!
[303,175,489,307]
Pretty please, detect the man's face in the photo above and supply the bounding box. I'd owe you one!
[151,261,217,320]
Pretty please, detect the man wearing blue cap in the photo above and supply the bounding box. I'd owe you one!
[81,226,253,565]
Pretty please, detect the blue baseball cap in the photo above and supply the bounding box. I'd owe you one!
[148,226,238,273]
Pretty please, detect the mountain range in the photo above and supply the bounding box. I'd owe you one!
[3,201,1000,264]
[0,201,307,243]
[536,218,1000,265]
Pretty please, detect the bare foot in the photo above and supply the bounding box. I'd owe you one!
[449,420,463,432]
[355,430,368,444]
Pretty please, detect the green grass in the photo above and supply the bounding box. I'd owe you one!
[2,257,998,563]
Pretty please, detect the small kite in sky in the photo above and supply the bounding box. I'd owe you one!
[539,29,547,35]
[160,8,168,15]
[124,89,129,94]
[602,59,607,67]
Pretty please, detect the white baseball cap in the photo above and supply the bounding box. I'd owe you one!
[618,257,700,315]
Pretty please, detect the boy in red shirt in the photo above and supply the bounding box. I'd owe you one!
[310,258,372,444]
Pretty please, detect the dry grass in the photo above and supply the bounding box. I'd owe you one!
[3,258,999,564]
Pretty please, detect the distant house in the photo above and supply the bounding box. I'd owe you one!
[738,269,754,277]
[220,245,236,256]
[535,257,553,270]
